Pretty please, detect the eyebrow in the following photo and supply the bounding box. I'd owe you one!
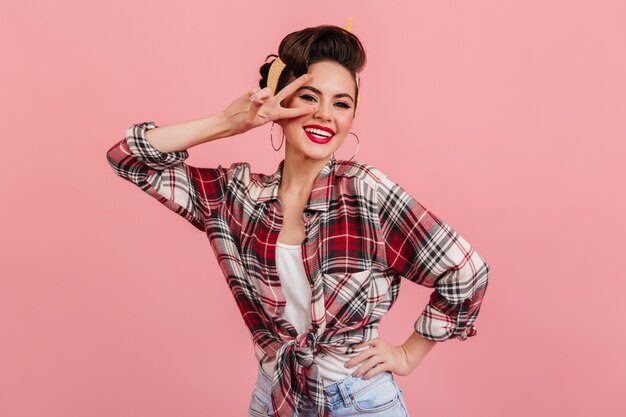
[296,85,354,103]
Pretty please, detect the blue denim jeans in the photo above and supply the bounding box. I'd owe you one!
[249,364,410,416]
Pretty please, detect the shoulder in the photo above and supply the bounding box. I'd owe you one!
[334,160,410,208]
[215,161,250,177]
[334,159,392,190]
[223,162,279,202]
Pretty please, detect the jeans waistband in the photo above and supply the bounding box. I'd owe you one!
[256,363,394,408]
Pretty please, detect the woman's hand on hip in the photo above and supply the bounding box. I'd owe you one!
[222,73,315,136]
[344,337,417,380]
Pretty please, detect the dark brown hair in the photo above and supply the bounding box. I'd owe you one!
[259,25,367,113]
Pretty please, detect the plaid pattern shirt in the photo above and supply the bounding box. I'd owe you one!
[106,121,491,417]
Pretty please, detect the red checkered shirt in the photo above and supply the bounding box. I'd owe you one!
[106,121,491,417]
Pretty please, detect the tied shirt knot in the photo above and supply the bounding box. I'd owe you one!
[292,332,319,367]
[272,331,333,416]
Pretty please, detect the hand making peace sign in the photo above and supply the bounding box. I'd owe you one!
[222,73,315,136]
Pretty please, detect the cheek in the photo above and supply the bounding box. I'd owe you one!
[282,121,306,141]
[338,111,354,124]
[338,118,353,132]
[334,134,349,149]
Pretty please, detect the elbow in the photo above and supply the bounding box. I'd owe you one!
[105,141,122,173]
[105,139,134,178]
[467,251,490,296]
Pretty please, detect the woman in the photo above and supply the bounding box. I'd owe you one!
[106,23,490,417]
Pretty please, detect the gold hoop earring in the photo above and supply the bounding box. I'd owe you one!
[332,131,360,162]
[270,122,284,151]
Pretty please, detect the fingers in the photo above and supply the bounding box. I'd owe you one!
[344,346,375,369]
[279,106,315,120]
[354,356,387,379]
[250,86,271,102]
[246,87,262,104]
[248,86,261,97]
[353,339,377,349]
[274,73,311,102]
[249,73,309,105]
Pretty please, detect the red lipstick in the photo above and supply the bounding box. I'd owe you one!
[303,124,335,144]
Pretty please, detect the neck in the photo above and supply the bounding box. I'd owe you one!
[279,150,330,197]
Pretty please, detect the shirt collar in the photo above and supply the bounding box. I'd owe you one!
[253,157,337,212]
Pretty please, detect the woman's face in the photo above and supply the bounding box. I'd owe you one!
[278,60,357,162]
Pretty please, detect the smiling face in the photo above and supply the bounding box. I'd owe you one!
[277,60,357,162]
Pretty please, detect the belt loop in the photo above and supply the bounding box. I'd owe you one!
[337,379,352,407]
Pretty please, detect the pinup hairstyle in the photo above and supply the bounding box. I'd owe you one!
[258,25,367,113]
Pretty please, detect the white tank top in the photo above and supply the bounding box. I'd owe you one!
[261,241,365,386]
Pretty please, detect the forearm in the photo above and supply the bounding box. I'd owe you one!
[144,112,233,153]
[400,330,437,370]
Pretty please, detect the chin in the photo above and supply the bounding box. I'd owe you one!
[302,152,333,162]
[303,143,336,158]
[286,134,339,161]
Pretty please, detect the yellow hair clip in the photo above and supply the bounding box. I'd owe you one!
[267,56,286,97]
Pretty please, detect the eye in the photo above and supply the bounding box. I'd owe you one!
[300,94,351,109]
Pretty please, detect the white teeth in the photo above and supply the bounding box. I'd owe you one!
[304,127,333,138]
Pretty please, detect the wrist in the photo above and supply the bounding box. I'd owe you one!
[400,331,437,370]
[206,111,235,141]
[398,344,418,370]
[398,345,411,366]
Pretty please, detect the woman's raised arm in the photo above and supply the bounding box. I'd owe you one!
[105,75,316,231]
[143,112,233,153]
[142,73,315,153]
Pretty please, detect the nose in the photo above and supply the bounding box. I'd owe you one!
[313,100,332,121]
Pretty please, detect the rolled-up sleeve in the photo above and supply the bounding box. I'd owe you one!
[374,168,490,341]
[106,121,242,231]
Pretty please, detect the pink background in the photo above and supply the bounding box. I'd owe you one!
[2,1,624,416]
